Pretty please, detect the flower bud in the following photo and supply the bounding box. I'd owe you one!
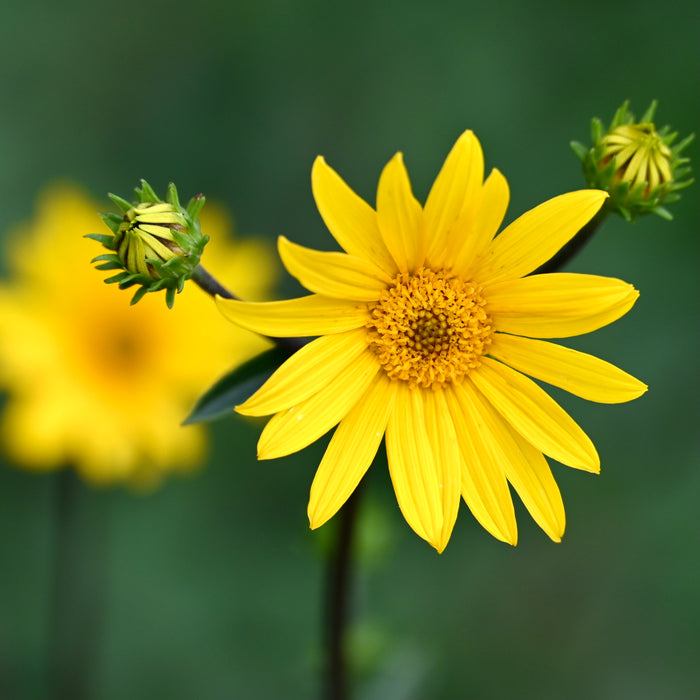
[571,101,694,221]
[88,180,209,307]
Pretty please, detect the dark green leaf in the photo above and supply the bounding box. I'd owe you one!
[183,346,291,425]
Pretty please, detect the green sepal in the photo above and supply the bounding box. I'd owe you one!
[108,193,133,212]
[166,182,181,209]
[651,206,673,221]
[104,271,130,284]
[118,274,141,290]
[136,179,159,203]
[90,253,120,264]
[86,231,118,247]
[130,286,149,305]
[186,194,206,221]
[183,346,291,425]
[95,261,124,271]
[570,140,588,161]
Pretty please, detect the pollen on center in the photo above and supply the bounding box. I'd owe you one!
[365,268,493,389]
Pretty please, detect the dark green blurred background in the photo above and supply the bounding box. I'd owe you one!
[1,0,698,698]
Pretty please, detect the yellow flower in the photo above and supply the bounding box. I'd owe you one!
[0,184,277,488]
[218,131,647,551]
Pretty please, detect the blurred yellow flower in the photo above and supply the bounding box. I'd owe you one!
[219,130,647,552]
[0,184,277,488]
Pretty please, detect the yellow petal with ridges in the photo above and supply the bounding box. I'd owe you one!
[489,333,648,404]
[385,383,443,548]
[504,427,566,542]
[278,236,390,301]
[445,382,518,545]
[216,294,369,337]
[311,156,397,275]
[424,130,484,269]
[478,190,608,284]
[138,224,177,240]
[460,383,566,542]
[237,329,368,416]
[471,357,599,472]
[485,273,639,338]
[257,349,380,460]
[423,388,462,553]
[308,374,396,529]
[376,153,424,273]
[452,168,510,277]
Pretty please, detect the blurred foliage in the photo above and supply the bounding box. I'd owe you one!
[0,0,698,698]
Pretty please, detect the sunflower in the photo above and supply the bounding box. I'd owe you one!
[0,184,276,488]
[218,130,646,551]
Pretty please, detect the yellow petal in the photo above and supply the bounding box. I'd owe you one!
[216,294,369,337]
[311,156,397,275]
[278,236,390,301]
[478,190,608,284]
[488,333,648,404]
[452,167,510,277]
[308,374,396,529]
[424,130,484,269]
[457,382,566,542]
[504,427,566,542]
[237,329,368,416]
[423,389,462,552]
[471,357,599,472]
[385,383,444,548]
[485,273,639,338]
[376,153,424,273]
[257,349,379,459]
[138,223,177,240]
[445,382,518,545]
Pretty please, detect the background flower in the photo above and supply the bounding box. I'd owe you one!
[0,184,277,487]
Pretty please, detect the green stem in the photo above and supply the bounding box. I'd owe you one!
[48,470,107,700]
[324,487,363,700]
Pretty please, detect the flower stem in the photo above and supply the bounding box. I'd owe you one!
[533,209,607,274]
[48,471,107,700]
[324,487,363,700]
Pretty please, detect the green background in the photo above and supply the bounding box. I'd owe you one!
[0,0,698,698]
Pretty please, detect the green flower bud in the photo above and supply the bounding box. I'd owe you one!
[116,202,188,277]
[87,180,209,308]
[571,101,694,221]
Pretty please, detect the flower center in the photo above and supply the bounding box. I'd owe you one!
[366,268,493,389]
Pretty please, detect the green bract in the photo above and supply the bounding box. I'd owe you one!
[87,180,209,308]
[571,101,694,221]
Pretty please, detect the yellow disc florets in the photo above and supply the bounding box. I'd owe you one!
[366,268,493,389]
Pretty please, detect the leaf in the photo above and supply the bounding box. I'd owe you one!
[183,346,291,425]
